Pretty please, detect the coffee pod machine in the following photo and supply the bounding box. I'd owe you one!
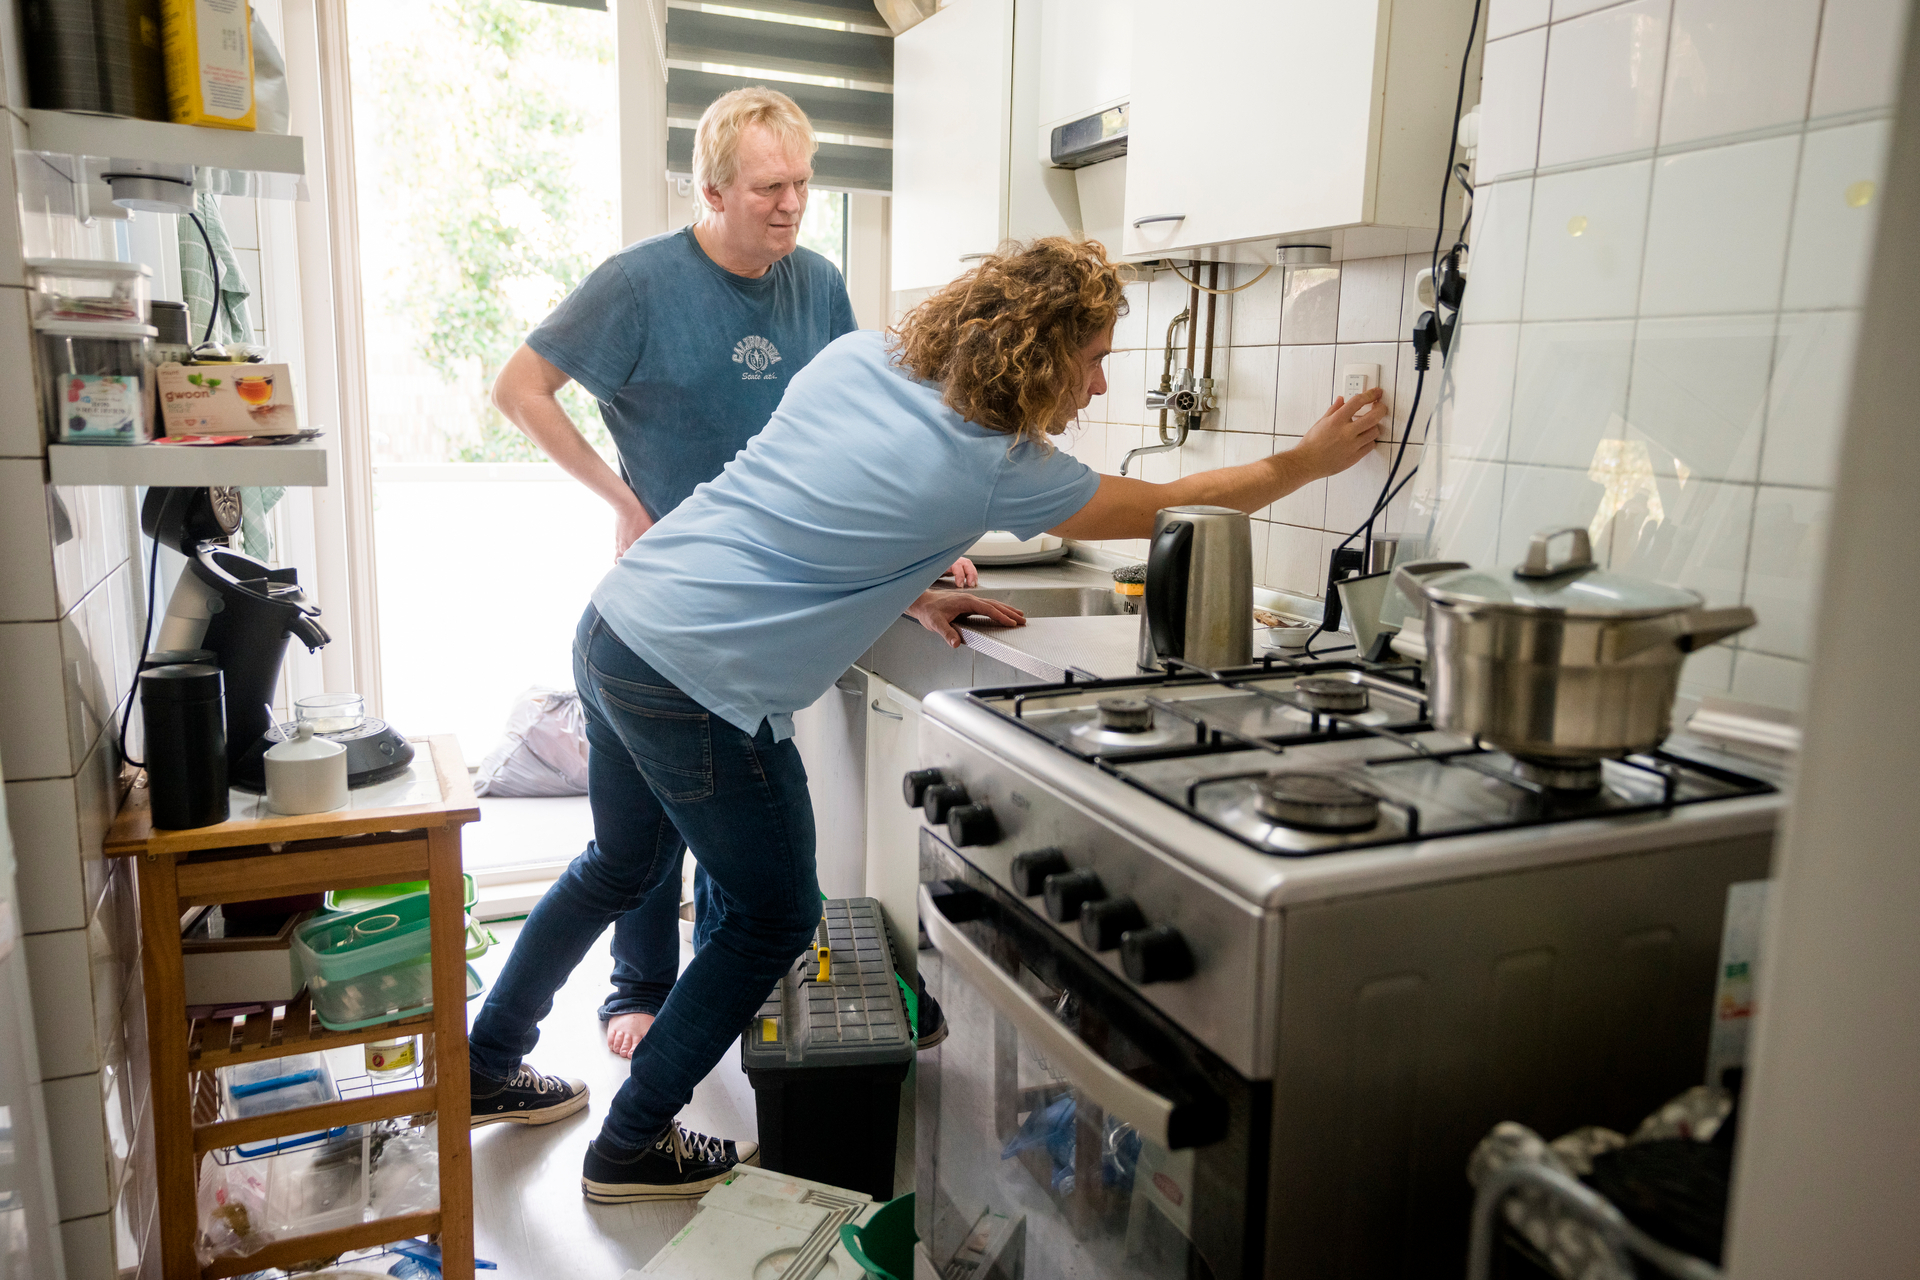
[142,486,415,790]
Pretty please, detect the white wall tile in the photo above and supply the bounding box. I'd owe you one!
[1490,0,1552,39]
[60,1214,115,1279]
[1328,443,1424,535]
[1176,427,1227,478]
[1742,486,1828,660]
[1523,160,1653,320]
[1497,465,1613,564]
[1466,180,1533,323]
[0,621,79,780]
[1730,649,1807,711]
[1780,120,1893,311]
[1104,348,1147,427]
[1441,323,1521,460]
[1624,314,1772,481]
[1554,0,1635,17]
[1808,0,1910,120]
[1762,309,1859,489]
[50,486,132,619]
[7,733,111,935]
[1112,280,1150,351]
[45,1070,111,1219]
[1270,465,1328,530]
[1105,423,1143,476]
[1678,642,1735,697]
[0,460,56,621]
[1431,459,1506,565]
[1538,1,1671,168]
[1266,522,1330,598]
[1143,267,1192,355]
[1247,517,1271,587]
[218,195,260,251]
[1609,477,1755,605]
[1660,0,1820,146]
[1478,29,1548,181]
[1509,319,1634,468]
[1218,344,1277,434]
[1280,267,1340,345]
[1228,261,1283,346]
[24,929,98,1079]
[1272,345,1336,437]
[1335,256,1407,344]
[1139,439,1180,484]
[1639,135,1798,315]
[0,288,39,458]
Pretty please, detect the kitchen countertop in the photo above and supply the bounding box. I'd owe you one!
[958,614,1143,682]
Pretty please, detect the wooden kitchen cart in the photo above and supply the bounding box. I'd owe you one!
[106,736,480,1280]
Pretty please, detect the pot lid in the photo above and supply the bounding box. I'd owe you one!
[1416,526,1702,618]
[265,723,346,762]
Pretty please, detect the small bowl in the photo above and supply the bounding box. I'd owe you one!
[1259,621,1318,652]
[297,692,365,733]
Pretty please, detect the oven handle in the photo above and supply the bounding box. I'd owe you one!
[920,883,1180,1149]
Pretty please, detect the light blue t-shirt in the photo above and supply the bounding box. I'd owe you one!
[590,330,1102,739]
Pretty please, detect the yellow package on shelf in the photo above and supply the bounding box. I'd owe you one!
[160,0,257,130]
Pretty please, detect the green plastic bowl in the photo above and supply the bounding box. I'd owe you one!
[839,1193,915,1280]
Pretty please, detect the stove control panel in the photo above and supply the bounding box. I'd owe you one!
[1042,868,1104,922]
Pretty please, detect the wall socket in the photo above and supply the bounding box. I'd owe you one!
[1321,546,1367,631]
[1340,362,1381,399]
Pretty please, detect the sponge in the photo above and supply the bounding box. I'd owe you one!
[1112,562,1147,596]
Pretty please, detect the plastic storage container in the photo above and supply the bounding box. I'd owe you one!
[220,1052,349,1158]
[739,897,914,1199]
[290,892,486,1030]
[26,258,152,323]
[36,319,157,444]
[324,874,476,914]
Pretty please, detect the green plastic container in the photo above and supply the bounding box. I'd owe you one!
[323,874,475,914]
[291,892,485,1030]
[839,1193,915,1280]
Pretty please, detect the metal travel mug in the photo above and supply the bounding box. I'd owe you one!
[140,663,229,829]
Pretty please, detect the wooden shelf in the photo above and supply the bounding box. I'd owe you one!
[21,108,304,177]
[187,993,437,1074]
[47,440,328,487]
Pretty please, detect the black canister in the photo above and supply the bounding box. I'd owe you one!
[140,664,229,829]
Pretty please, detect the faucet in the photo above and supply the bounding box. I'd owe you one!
[1121,263,1223,475]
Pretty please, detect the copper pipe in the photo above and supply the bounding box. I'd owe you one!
[1185,269,1200,372]
[1201,261,1220,381]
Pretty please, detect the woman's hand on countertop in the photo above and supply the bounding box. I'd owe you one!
[908,591,1027,648]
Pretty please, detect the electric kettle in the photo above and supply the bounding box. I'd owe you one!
[1138,505,1254,671]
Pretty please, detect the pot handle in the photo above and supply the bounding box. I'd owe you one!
[1611,606,1760,660]
[1515,526,1597,579]
[1392,560,1472,602]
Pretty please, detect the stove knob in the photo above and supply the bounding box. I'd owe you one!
[1043,869,1105,923]
[1079,896,1146,951]
[902,768,946,808]
[1121,925,1194,984]
[923,783,970,824]
[948,803,1000,847]
[1010,848,1070,897]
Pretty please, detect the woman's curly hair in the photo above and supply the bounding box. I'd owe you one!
[890,237,1128,446]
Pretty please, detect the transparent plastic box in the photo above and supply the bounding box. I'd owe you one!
[25,258,151,324]
[290,893,484,1030]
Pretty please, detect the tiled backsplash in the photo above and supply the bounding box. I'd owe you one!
[1411,0,1907,714]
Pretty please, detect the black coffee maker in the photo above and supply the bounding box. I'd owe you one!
[142,487,414,790]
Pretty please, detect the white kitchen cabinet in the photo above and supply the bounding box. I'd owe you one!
[791,668,868,899]
[863,675,925,979]
[891,0,1080,293]
[1122,0,1482,263]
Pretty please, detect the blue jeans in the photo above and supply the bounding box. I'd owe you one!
[469,605,821,1149]
[599,862,719,1020]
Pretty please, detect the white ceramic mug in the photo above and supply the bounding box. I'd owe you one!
[264,723,349,816]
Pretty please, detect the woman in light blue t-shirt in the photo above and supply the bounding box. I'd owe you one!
[464,238,1389,1204]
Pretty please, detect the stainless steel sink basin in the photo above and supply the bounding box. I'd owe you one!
[947,585,1136,618]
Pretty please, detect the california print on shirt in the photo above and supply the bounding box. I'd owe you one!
[732,335,782,380]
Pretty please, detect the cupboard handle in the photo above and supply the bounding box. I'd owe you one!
[1132,214,1187,227]
[870,698,904,721]
[958,253,992,262]
[920,883,1185,1149]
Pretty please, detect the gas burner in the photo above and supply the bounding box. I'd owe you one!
[1067,697,1185,750]
[1292,676,1369,715]
[1098,697,1154,732]
[1511,756,1604,793]
[1254,771,1381,833]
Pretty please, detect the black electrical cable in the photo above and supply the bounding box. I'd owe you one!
[115,531,163,770]
[1430,0,1482,307]
[185,209,222,348]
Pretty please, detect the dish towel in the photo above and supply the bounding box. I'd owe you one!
[176,193,281,559]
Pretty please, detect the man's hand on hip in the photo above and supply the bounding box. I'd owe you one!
[614,500,654,561]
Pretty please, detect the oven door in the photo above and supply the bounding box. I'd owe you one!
[917,833,1268,1280]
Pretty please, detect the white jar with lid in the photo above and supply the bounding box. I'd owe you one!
[264,724,349,816]
[35,318,157,445]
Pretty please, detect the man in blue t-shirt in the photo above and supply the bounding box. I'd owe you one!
[488,89,976,1063]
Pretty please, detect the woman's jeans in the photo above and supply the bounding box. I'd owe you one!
[468,605,821,1150]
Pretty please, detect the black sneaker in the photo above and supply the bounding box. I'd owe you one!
[580,1121,760,1203]
[915,974,948,1051]
[469,1064,589,1128]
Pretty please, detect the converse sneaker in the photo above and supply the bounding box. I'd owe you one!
[915,974,948,1051]
[469,1064,589,1128]
[580,1120,760,1203]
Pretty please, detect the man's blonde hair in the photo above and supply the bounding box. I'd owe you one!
[692,87,817,218]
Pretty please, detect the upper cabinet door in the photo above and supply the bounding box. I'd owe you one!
[892,0,1016,293]
[1123,0,1383,259]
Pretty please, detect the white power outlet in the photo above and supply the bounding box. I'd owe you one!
[1340,363,1382,399]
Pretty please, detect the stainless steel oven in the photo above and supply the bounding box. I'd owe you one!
[916,830,1269,1280]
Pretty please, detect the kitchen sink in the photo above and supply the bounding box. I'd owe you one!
[947,585,1136,618]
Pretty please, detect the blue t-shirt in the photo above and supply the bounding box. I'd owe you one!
[590,330,1103,739]
[527,226,857,519]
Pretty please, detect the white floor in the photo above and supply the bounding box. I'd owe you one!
[464,918,757,1279]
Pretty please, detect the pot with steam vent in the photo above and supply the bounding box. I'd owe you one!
[1394,526,1756,763]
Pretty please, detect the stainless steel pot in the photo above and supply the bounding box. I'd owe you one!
[1394,526,1756,762]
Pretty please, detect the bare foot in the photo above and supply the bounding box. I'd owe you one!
[605,1011,656,1059]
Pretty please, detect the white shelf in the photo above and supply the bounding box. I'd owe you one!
[21,109,304,178]
[48,441,329,487]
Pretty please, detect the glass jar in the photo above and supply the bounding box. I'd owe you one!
[35,319,156,445]
[25,258,151,324]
